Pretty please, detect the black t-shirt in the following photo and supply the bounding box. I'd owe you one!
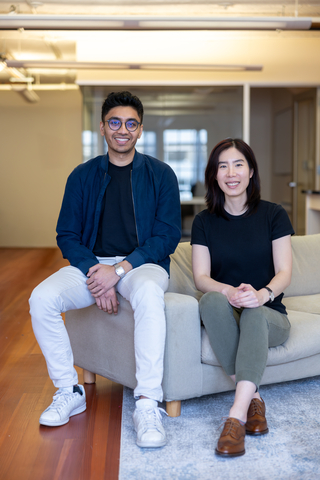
[93,161,138,257]
[191,200,295,314]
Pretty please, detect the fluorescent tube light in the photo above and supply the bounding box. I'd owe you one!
[6,60,263,72]
[0,84,79,91]
[0,15,312,31]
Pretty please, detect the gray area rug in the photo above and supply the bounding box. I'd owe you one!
[119,376,320,480]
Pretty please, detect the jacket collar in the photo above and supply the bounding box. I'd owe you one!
[101,149,143,172]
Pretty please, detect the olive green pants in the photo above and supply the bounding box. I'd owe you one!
[199,292,291,388]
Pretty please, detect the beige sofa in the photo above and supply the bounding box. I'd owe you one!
[65,233,320,417]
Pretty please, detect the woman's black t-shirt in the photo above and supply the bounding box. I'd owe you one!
[191,200,295,314]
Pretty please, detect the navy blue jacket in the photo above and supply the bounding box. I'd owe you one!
[56,150,182,276]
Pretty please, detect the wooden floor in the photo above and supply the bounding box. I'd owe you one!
[0,248,122,480]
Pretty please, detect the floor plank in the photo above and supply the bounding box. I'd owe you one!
[0,248,122,480]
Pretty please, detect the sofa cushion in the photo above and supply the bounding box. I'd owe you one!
[283,294,320,315]
[170,235,320,300]
[168,241,203,301]
[284,233,320,297]
[201,310,320,367]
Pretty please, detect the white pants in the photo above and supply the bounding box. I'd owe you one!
[29,258,169,402]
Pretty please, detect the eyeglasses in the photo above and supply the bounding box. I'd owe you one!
[105,118,141,132]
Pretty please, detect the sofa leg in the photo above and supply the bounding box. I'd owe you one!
[83,369,96,384]
[166,400,181,417]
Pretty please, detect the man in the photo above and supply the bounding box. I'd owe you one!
[29,91,181,448]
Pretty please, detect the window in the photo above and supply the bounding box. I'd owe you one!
[82,130,98,163]
[163,129,207,199]
[136,131,157,157]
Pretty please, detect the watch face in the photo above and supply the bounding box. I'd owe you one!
[265,287,274,302]
[115,265,125,278]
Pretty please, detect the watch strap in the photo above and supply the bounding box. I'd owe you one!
[114,263,126,279]
[263,286,274,303]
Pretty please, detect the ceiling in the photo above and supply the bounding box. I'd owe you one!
[0,0,320,97]
[0,1,320,16]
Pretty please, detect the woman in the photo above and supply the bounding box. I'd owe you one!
[191,138,294,457]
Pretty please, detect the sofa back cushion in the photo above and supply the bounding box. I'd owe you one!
[284,233,320,297]
[168,241,203,301]
[169,234,320,300]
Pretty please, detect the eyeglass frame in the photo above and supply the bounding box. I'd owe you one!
[104,117,142,133]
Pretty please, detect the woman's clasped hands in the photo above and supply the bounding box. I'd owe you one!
[223,283,269,309]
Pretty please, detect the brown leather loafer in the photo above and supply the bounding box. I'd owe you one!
[215,417,246,457]
[245,397,269,436]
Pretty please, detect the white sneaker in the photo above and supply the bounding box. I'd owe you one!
[133,399,167,448]
[39,385,86,427]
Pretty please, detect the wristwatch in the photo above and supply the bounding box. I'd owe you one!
[264,286,274,303]
[114,263,126,279]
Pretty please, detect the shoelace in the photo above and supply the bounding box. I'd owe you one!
[138,407,168,432]
[218,417,243,439]
[50,389,76,412]
[248,399,263,416]
[217,415,229,430]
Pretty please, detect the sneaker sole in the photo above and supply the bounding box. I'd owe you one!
[136,439,167,448]
[39,403,87,427]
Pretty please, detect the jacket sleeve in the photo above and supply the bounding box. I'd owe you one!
[56,169,99,276]
[125,165,182,270]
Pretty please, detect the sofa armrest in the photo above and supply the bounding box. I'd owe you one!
[162,292,203,401]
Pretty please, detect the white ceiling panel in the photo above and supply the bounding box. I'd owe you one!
[0,1,319,90]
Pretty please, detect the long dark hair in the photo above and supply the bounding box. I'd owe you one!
[205,138,261,218]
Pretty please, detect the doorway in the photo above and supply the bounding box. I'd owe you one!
[250,87,318,234]
[292,90,317,235]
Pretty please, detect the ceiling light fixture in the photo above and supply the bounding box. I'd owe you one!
[0,83,79,91]
[5,60,263,72]
[0,15,313,31]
